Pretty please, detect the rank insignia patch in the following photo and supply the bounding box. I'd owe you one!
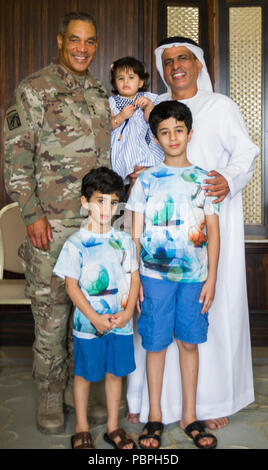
[7,110,22,130]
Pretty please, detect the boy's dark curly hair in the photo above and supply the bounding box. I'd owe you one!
[81,167,124,201]
[149,101,193,137]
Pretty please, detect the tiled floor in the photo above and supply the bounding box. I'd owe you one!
[0,346,268,449]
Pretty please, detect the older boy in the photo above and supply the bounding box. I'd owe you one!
[126,101,219,449]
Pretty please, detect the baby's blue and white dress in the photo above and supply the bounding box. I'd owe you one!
[109,92,164,181]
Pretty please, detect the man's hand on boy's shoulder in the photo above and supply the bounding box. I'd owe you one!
[202,170,229,203]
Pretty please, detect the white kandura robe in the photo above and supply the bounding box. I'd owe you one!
[127,89,259,423]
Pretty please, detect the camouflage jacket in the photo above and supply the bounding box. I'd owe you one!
[4,62,111,225]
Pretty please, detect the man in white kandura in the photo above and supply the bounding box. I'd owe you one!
[126,36,259,432]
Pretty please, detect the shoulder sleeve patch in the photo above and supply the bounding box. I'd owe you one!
[6,109,22,130]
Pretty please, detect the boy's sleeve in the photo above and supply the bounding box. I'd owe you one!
[204,195,220,216]
[202,173,220,216]
[125,177,146,214]
[53,240,82,280]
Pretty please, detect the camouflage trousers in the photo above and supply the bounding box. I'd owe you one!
[19,218,83,392]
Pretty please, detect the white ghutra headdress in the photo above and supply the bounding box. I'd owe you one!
[154,36,213,92]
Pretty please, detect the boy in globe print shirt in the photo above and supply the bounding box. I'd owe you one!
[53,167,140,449]
[126,101,220,450]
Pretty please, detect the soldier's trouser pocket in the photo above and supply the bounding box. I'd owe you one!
[19,238,73,388]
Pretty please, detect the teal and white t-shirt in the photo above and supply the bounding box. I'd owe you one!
[126,163,220,283]
[53,227,139,339]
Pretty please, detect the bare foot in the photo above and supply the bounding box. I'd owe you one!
[139,430,161,448]
[126,412,140,424]
[203,417,229,430]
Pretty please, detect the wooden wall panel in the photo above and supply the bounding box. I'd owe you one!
[80,0,142,90]
[246,243,268,346]
[143,0,159,93]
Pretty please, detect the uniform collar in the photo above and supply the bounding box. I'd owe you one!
[51,59,101,92]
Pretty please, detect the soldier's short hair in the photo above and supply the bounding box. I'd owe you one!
[59,11,98,37]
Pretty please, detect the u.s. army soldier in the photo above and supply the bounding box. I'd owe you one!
[4,11,111,434]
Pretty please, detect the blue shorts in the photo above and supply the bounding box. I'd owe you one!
[74,333,136,382]
[138,275,209,352]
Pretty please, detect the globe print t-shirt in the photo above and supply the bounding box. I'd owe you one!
[53,227,139,339]
[126,163,220,283]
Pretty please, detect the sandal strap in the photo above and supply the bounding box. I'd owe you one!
[107,428,134,449]
[71,431,94,449]
[143,421,164,434]
[139,421,164,443]
[184,421,217,449]
[184,420,205,435]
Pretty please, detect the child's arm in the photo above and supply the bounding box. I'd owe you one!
[65,277,113,335]
[132,211,145,313]
[110,269,140,329]
[199,214,220,314]
[132,211,144,262]
[111,106,136,129]
[134,96,154,122]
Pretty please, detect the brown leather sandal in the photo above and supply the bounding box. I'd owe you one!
[71,431,95,449]
[103,428,137,449]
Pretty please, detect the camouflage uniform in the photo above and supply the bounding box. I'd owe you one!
[4,61,111,392]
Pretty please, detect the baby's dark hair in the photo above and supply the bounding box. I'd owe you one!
[81,167,124,201]
[149,101,193,137]
[110,56,149,94]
